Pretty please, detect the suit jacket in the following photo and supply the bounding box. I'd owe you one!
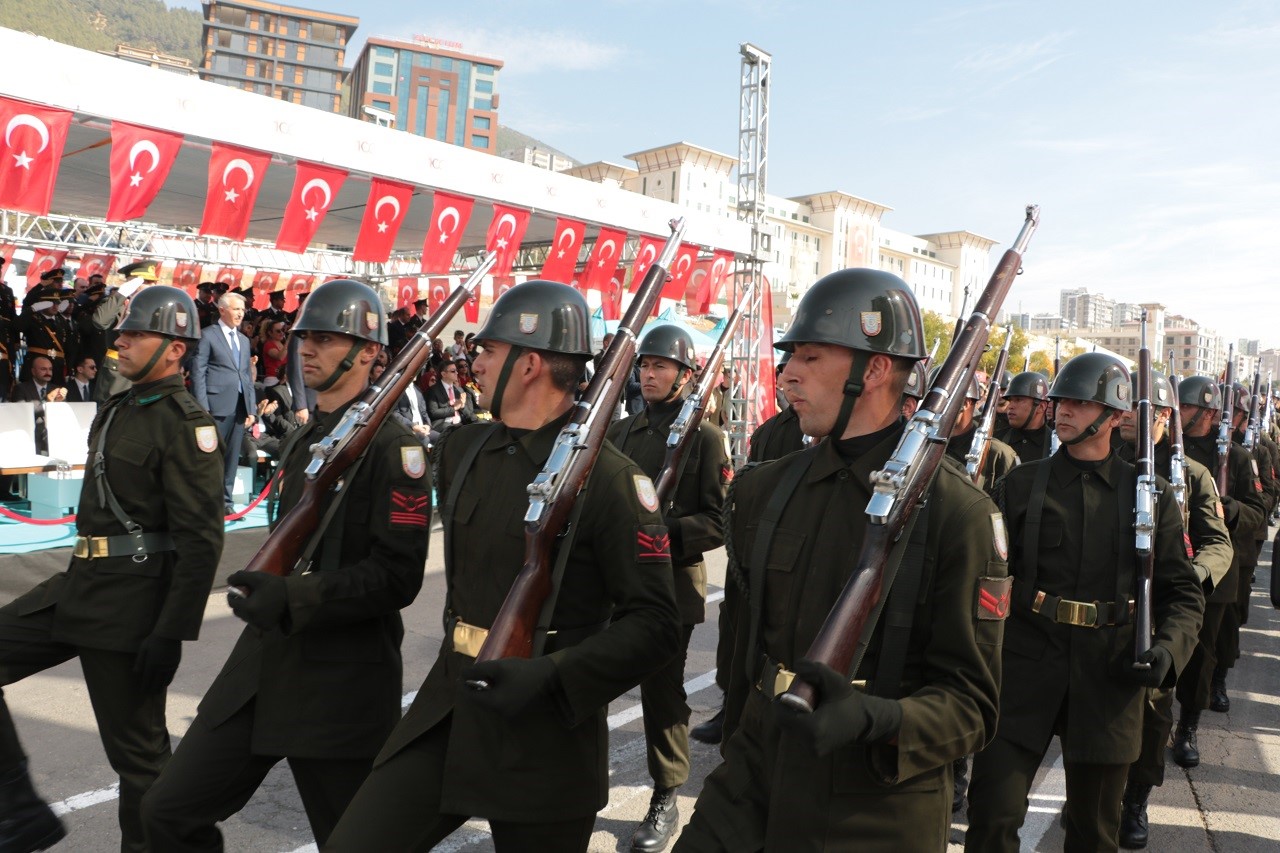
[426,381,474,432]
[393,384,430,433]
[193,322,256,418]
[10,379,60,452]
[65,378,96,403]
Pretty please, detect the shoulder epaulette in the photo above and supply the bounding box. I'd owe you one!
[170,390,211,421]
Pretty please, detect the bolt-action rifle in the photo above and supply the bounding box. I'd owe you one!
[1167,374,1188,525]
[778,204,1040,713]
[1244,370,1262,450]
[1132,310,1157,668]
[1216,345,1235,497]
[964,325,1013,484]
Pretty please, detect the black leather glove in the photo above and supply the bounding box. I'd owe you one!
[133,635,182,692]
[1129,645,1173,688]
[226,571,290,632]
[462,656,558,718]
[773,659,903,756]
[1219,494,1239,529]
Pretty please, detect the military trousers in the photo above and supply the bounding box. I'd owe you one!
[0,600,170,853]
[1176,601,1229,712]
[642,624,696,789]
[712,581,741,694]
[141,700,370,852]
[966,734,1127,853]
[1127,688,1174,788]
[324,713,596,852]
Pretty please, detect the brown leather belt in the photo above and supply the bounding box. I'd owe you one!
[1031,590,1134,628]
[73,532,174,560]
[27,346,63,359]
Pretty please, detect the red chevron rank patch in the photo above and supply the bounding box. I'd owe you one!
[977,576,1012,621]
[637,524,671,562]
[389,488,430,528]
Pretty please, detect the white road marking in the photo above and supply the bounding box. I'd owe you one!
[50,782,119,817]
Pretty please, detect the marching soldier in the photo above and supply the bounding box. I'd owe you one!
[141,279,429,850]
[0,286,223,852]
[1115,371,1231,849]
[605,325,730,852]
[965,353,1204,853]
[325,281,679,851]
[676,269,1007,852]
[997,371,1053,462]
[1169,377,1265,769]
[938,369,1019,495]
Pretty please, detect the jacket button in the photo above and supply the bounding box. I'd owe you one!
[837,470,850,480]
[506,446,516,455]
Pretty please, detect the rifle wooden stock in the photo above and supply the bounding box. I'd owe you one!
[234,254,496,590]
[780,205,1039,713]
[469,219,686,671]
[653,295,749,506]
[1132,317,1156,667]
[1216,348,1235,497]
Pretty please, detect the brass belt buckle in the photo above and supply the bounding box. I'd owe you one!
[1057,598,1098,628]
[773,664,795,696]
[451,621,489,658]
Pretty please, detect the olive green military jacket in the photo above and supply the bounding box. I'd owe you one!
[747,404,806,463]
[12,375,224,651]
[375,416,680,823]
[607,397,729,624]
[945,427,1019,496]
[195,403,428,760]
[997,422,1052,463]
[716,428,1006,848]
[996,450,1204,764]
[1185,434,1265,599]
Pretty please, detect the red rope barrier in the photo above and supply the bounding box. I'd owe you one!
[225,475,278,522]
[0,474,279,526]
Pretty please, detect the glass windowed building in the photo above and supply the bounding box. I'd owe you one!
[348,36,502,153]
[200,0,357,114]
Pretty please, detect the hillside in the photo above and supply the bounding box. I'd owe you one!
[0,0,203,66]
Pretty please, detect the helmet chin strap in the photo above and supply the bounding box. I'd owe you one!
[1060,408,1114,446]
[664,368,692,403]
[133,337,172,380]
[314,340,367,393]
[830,351,871,440]
[488,345,525,420]
[1182,407,1208,435]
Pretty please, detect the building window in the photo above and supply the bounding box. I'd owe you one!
[372,81,392,94]
[375,46,394,58]
[372,99,391,110]
[473,97,491,110]
[471,134,490,147]
[475,79,493,93]
[374,61,394,76]
[474,116,490,129]
[477,63,496,75]
[439,58,453,71]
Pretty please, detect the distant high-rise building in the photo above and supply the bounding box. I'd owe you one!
[348,35,502,153]
[1059,287,1115,330]
[501,146,574,172]
[199,0,357,113]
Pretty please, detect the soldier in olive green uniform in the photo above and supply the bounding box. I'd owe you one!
[966,354,1204,853]
[676,269,1007,853]
[937,369,1019,495]
[142,280,428,851]
[606,325,729,852]
[1170,376,1266,769]
[1115,371,1232,848]
[997,371,1053,462]
[326,281,679,852]
[0,286,223,853]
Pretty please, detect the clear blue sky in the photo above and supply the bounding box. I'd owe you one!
[174,0,1280,346]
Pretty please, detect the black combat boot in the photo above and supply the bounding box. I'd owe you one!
[1172,710,1201,768]
[630,787,679,852]
[1119,782,1152,849]
[689,705,724,745]
[0,761,65,853]
[1209,666,1230,713]
[951,754,970,813]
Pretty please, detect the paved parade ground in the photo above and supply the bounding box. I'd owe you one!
[1,525,1277,851]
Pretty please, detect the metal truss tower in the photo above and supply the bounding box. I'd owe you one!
[728,42,771,464]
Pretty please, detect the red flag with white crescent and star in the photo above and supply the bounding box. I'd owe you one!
[284,273,313,312]
[106,121,183,222]
[582,227,626,293]
[421,191,474,274]
[484,204,531,276]
[276,161,348,253]
[0,98,71,215]
[490,275,515,303]
[463,287,480,323]
[251,271,279,310]
[172,261,202,295]
[428,277,450,313]
[628,236,662,293]
[200,143,271,241]
[354,178,413,263]
[663,243,700,300]
[685,250,734,315]
[602,272,625,321]
[76,253,117,280]
[26,248,68,288]
[540,217,585,283]
[752,275,778,423]
[396,277,418,310]
[215,267,245,289]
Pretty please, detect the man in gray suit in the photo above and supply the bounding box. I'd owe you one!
[192,293,256,513]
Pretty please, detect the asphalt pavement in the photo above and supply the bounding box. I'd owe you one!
[4,526,1279,851]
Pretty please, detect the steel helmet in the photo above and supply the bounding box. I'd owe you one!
[293,278,388,345]
[1006,371,1050,401]
[928,365,981,401]
[115,285,200,341]
[999,369,1014,392]
[1130,370,1176,410]
[776,268,925,359]
[1227,382,1252,414]
[903,360,928,400]
[1049,353,1131,411]
[637,324,697,371]
[1178,375,1221,410]
[474,280,591,356]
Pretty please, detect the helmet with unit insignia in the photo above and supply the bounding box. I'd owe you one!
[474,279,591,356]
[637,324,697,371]
[1131,370,1175,410]
[928,365,981,401]
[1227,381,1252,414]
[1005,371,1050,402]
[115,285,201,340]
[1048,352,1131,411]
[292,278,388,345]
[1178,375,1222,411]
[776,268,925,358]
[903,360,928,400]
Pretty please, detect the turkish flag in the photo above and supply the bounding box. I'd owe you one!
[484,204,531,276]
[200,143,271,241]
[0,243,15,265]
[702,250,735,314]
[215,266,245,288]
[106,121,182,222]
[172,261,203,295]
[421,191,474,274]
[26,248,68,288]
[628,236,662,293]
[276,161,347,253]
[753,276,778,423]
[490,275,515,303]
[76,253,116,280]
[582,227,625,292]
[396,277,418,310]
[0,98,72,215]
[463,287,480,323]
[541,218,585,283]
[251,270,279,310]
[663,243,699,300]
[427,277,450,313]
[602,273,625,321]
[285,273,313,312]
[354,178,413,263]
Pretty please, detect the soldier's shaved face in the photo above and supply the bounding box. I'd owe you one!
[781,342,852,438]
